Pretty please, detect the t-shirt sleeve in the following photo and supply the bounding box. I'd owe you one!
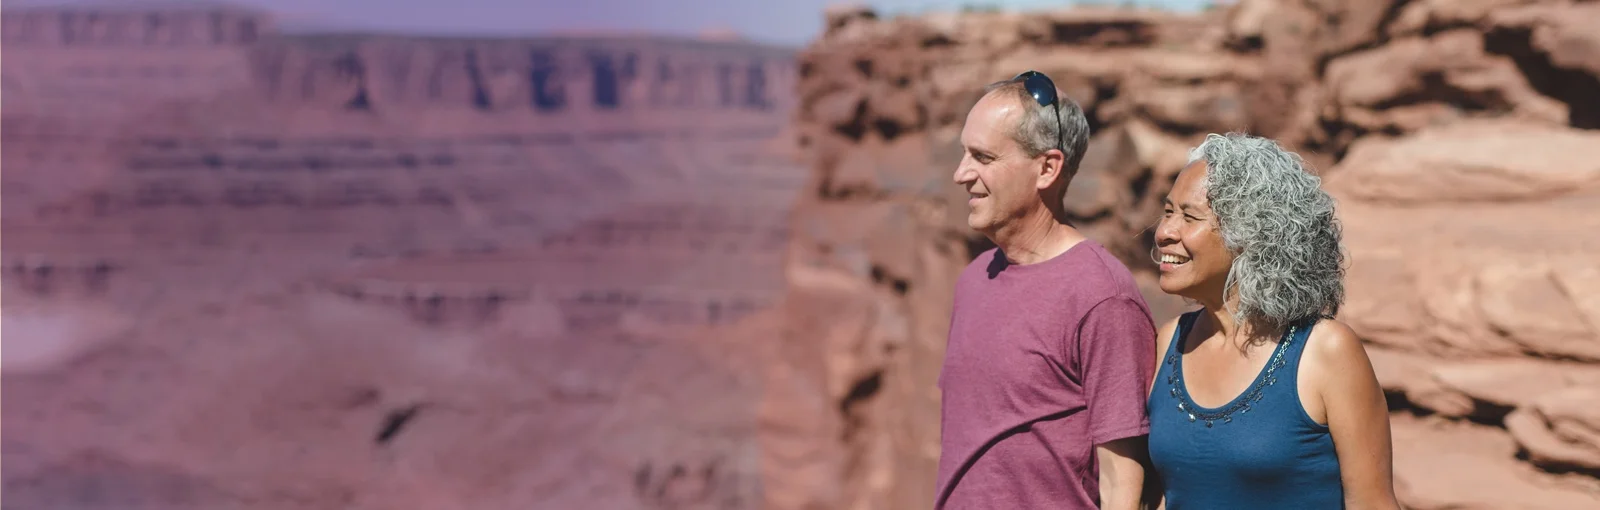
[1075,295,1157,445]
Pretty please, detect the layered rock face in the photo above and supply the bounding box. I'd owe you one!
[9,1,1600,508]
[3,2,799,509]
[774,1,1600,509]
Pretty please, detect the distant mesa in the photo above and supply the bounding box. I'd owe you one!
[3,255,119,297]
[318,240,782,330]
[316,277,527,328]
[1,0,802,228]
[0,2,799,509]
[699,27,745,42]
[2,0,273,46]
[1,0,799,121]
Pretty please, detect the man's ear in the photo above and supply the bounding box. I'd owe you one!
[1037,149,1066,190]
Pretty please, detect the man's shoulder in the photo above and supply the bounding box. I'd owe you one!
[1071,238,1137,273]
[1052,242,1153,323]
[1060,240,1144,292]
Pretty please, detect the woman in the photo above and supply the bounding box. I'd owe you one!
[1144,133,1399,509]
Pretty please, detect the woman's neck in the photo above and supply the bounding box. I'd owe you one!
[1196,290,1263,350]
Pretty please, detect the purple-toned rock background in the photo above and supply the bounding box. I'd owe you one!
[6,1,1600,509]
[4,2,798,508]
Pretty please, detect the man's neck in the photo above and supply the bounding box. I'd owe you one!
[991,210,1084,266]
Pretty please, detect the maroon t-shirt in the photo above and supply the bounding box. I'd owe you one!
[935,240,1156,509]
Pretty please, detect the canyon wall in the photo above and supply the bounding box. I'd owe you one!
[8,1,1600,508]
[769,1,1600,509]
[3,2,800,509]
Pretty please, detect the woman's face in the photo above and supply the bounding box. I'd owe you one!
[1155,160,1235,302]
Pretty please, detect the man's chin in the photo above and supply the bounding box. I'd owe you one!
[967,217,990,233]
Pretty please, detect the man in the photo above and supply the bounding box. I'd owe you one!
[935,71,1156,510]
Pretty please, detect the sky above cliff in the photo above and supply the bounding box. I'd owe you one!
[10,0,1216,46]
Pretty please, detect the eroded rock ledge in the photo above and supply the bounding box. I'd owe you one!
[770,1,1600,508]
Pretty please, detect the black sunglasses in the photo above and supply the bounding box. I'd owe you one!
[1011,70,1064,154]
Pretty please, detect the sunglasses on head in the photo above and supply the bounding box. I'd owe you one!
[1011,70,1064,154]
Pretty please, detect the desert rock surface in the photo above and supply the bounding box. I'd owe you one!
[772,1,1600,509]
[7,0,1600,509]
[4,2,797,508]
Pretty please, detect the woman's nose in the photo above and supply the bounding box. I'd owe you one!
[1154,217,1178,244]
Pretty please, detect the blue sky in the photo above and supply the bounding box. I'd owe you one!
[10,0,1216,46]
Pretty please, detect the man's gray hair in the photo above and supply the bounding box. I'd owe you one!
[1186,132,1346,333]
[983,80,1092,180]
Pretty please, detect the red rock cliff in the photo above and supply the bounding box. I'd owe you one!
[766,1,1600,508]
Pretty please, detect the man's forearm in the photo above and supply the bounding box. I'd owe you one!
[1097,437,1148,510]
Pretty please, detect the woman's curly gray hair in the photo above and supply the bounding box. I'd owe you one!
[1187,132,1346,332]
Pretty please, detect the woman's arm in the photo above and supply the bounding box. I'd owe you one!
[1143,316,1180,510]
[1309,321,1401,510]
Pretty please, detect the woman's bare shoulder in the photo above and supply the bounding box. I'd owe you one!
[1305,319,1367,362]
[1302,318,1378,386]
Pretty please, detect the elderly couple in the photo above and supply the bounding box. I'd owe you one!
[935,70,1400,510]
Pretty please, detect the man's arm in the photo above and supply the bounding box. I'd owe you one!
[1098,436,1147,510]
[1076,296,1158,510]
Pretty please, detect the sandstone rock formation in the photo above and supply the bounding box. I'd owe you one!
[1328,120,1600,203]
[3,2,798,508]
[774,1,1600,509]
[9,0,1600,508]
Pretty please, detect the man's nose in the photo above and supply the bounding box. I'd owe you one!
[953,162,974,185]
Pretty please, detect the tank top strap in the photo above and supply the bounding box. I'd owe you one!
[1168,311,1202,355]
[1274,316,1321,398]
[1157,311,1200,374]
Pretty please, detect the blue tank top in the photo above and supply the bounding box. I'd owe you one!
[1147,311,1344,509]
